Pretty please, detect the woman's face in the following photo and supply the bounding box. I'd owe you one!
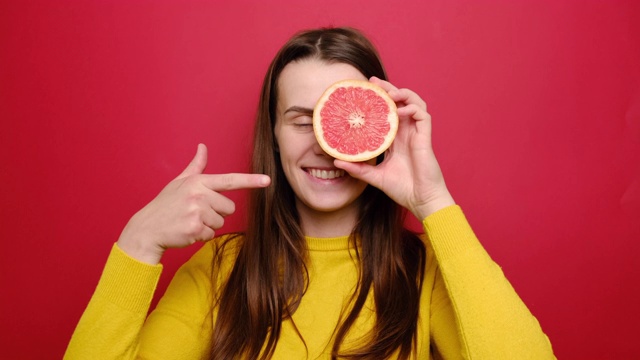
[274,58,375,222]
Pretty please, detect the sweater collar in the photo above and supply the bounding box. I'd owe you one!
[304,235,352,251]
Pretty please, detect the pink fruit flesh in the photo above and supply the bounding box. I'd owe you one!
[319,87,391,156]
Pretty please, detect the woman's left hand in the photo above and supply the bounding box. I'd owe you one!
[334,77,455,221]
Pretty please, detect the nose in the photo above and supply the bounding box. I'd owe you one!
[312,138,332,157]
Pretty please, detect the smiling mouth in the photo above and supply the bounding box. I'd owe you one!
[307,168,346,180]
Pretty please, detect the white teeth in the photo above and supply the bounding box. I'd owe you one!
[309,169,344,179]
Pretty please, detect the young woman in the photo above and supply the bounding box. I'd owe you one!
[65,27,555,359]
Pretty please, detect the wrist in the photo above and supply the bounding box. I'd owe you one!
[117,220,165,265]
[413,191,456,221]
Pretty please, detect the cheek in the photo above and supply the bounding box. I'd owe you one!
[278,146,305,189]
[279,133,314,161]
[277,137,301,169]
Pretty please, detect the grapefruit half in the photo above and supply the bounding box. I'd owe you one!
[313,79,398,162]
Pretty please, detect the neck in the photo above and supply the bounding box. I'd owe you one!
[296,199,360,238]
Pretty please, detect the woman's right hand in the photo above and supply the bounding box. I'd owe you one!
[116,144,271,265]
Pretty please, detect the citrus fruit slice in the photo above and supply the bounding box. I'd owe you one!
[313,79,398,162]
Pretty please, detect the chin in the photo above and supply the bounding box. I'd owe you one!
[299,195,361,214]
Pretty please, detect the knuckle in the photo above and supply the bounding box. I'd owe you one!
[187,192,205,204]
[220,174,235,190]
[402,104,419,115]
[184,201,201,219]
[185,217,204,236]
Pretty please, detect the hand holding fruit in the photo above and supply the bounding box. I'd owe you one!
[116,144,271,265]
[333,77,455,221]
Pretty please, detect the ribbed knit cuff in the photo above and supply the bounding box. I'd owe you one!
[94,243,163,314]
[422,205,483,262]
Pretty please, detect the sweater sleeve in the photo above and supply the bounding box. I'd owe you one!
[425,206,555,359]
[64,242,217,360]
[64,244,163,359]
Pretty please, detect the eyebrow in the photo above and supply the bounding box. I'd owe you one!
[283,106,314,116]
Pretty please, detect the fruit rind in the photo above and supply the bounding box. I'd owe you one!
[313,79,398,162]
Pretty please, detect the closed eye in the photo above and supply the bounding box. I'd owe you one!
[293,123,314,133]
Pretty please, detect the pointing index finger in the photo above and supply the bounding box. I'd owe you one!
[201,173,271,191]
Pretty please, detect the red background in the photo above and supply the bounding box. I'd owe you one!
[1,1,639,358]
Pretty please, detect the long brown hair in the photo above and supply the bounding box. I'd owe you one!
[210,27,426,359]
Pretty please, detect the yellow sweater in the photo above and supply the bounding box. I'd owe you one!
[65,206,555,359]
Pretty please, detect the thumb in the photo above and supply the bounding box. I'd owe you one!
[334,159,382,189]
[178,143,208,178]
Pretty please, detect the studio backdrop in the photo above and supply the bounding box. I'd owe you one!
[1,1,638,358]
